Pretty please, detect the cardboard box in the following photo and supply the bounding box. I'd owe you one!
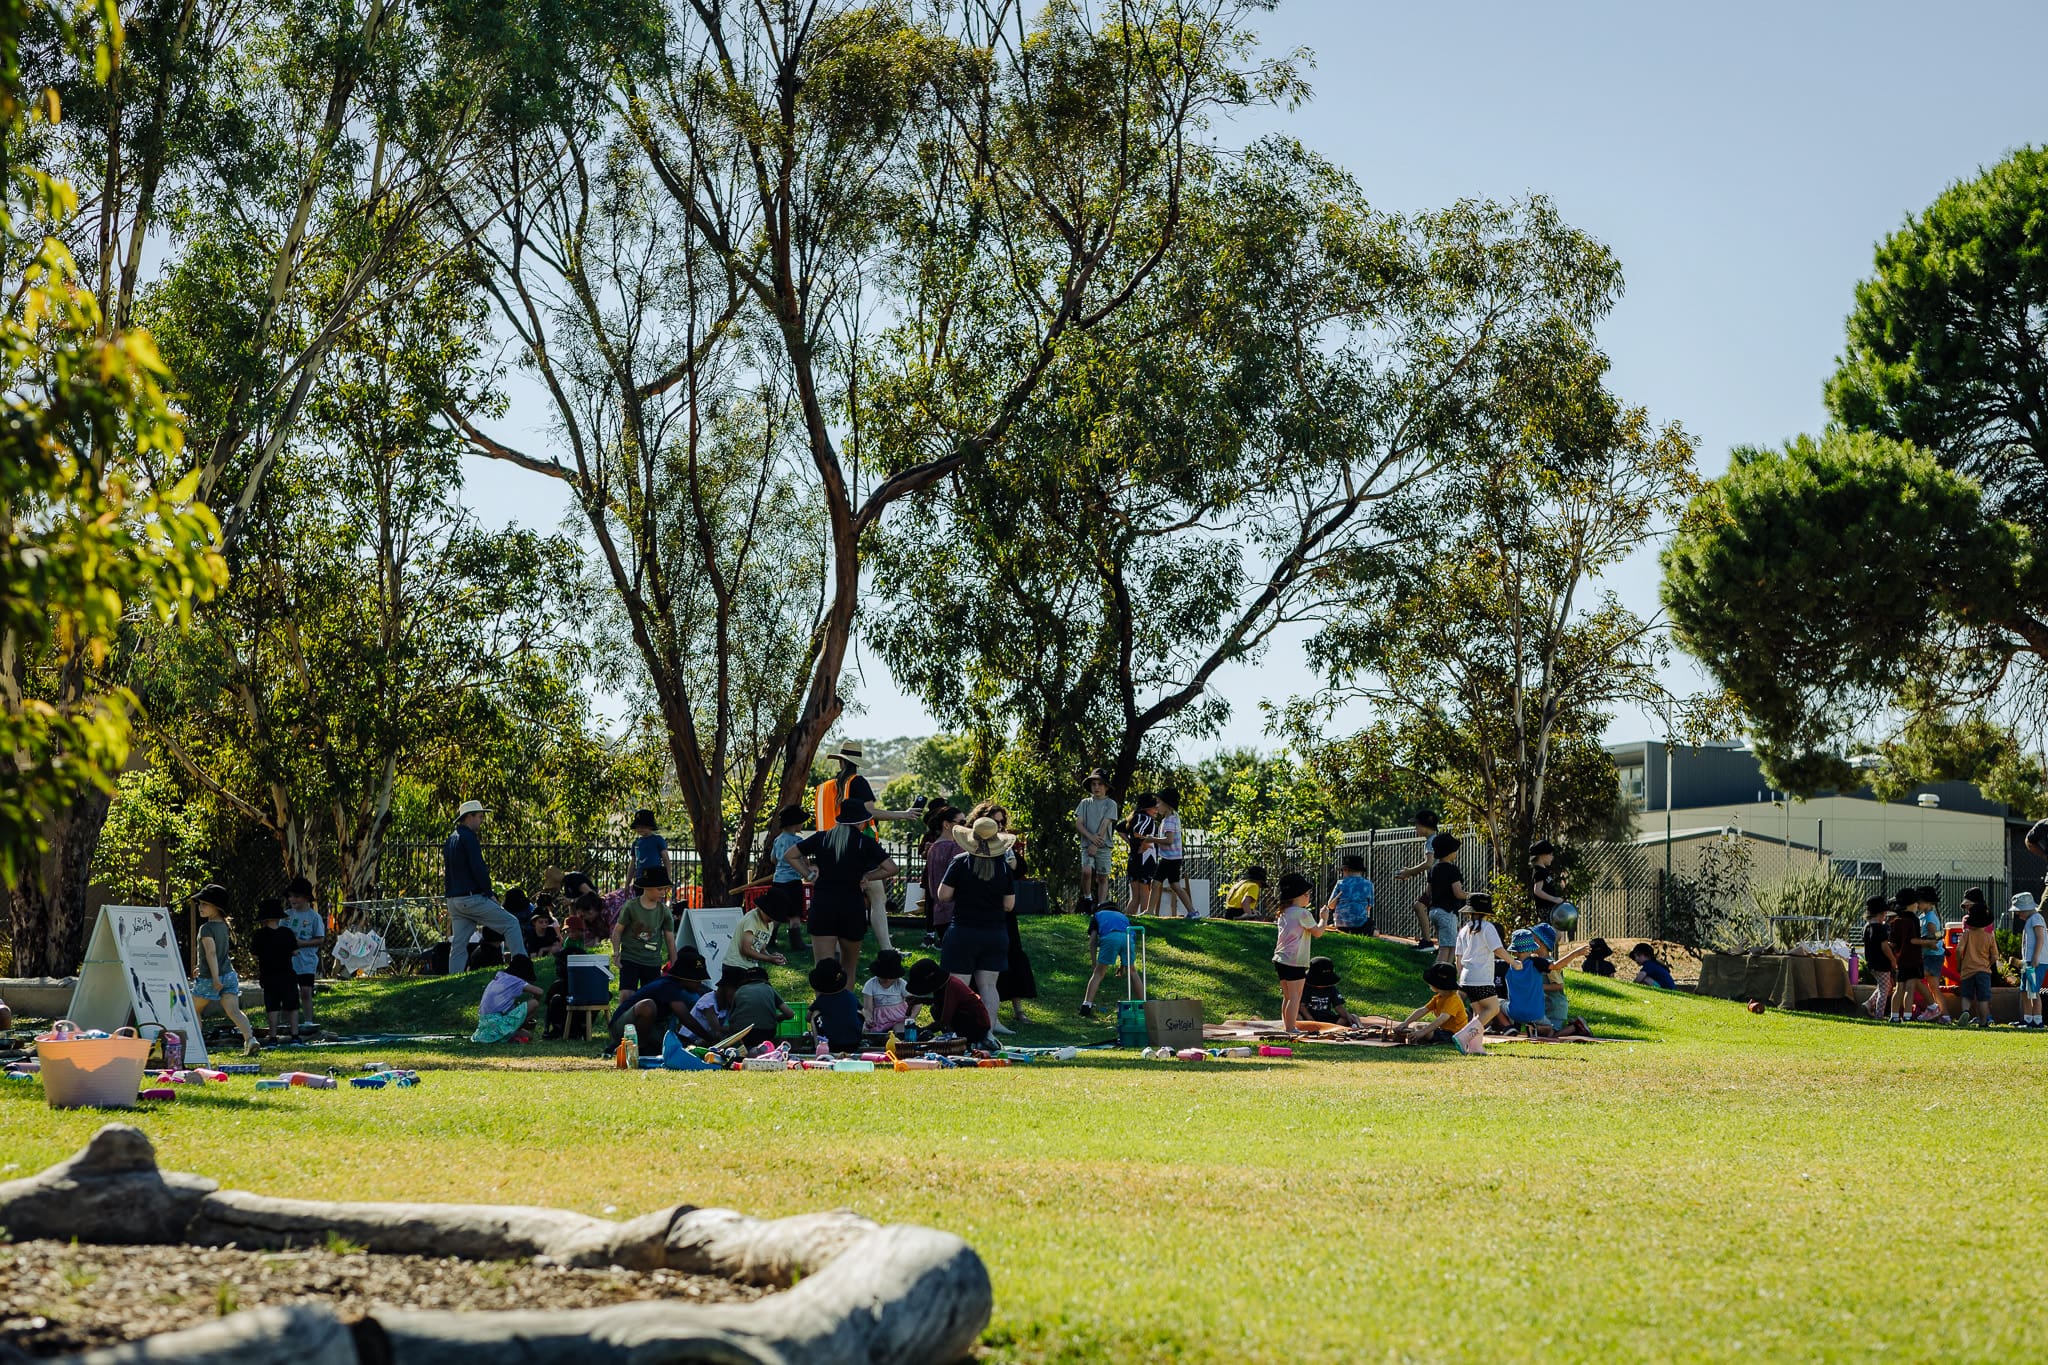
[1143,998,1204,1048]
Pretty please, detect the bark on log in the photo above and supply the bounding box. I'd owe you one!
[189,1190,686,1269]
[0,1124,216,1243]
[19,1127,993,1365]
[67,1306,363,1365]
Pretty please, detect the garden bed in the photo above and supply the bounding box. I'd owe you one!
[0,1241,766,1359]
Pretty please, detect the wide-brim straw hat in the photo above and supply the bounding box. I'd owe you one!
[951,816,1016,858]
[829,743,864,766]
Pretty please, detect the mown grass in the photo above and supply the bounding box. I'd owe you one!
[5,919,2036,1362]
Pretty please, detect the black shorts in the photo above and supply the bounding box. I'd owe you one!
[1130,860,1158,885]
[1158,859,1184,886]
[807,891,869,942]
[940,922,1009,975]
[1275,961,1309,982]
[1460,983,1499,1002]
[294,973,315,990]
[618,959,661,992]
[259,976,299,1011]
[1894,959,1924,982]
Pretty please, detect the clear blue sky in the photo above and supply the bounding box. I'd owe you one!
[460,0,2048,752]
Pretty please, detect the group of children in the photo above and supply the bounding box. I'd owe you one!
[1859,885,2047,1028]
[1073,772,1198,919]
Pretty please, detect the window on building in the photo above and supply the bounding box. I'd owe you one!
[1618,763,1646,811]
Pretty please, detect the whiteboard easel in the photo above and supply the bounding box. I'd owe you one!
[69,905,210,1064]
[684,906,744,981]
[1186,878,1211,919]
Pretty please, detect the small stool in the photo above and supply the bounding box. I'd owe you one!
[564,1004,607,1041]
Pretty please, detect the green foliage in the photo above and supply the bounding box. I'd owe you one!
[1662,429,2029,793]
[1827,146,2048,515]
[0,0,224,888]
[1864,709,2048,817]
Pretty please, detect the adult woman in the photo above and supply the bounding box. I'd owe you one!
[822,744,920,952]
[919,805,962,950]
[189,883,260,1056]
[969,800,1038,1032]
[935,815,1016,1037]
[787,796,898,981]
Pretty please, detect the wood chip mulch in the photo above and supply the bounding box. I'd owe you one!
[0,1240,768,1358]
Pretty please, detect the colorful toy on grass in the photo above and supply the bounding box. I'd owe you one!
[139,1087,176,1102]
[278,1071,337,1089]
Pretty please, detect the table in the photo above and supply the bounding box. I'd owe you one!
[1696,953,1853,1012]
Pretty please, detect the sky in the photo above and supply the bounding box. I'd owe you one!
[457,0,2048,754]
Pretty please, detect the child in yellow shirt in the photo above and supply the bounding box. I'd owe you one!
[1220,865,1267,920]
[1398,962,1469,1042]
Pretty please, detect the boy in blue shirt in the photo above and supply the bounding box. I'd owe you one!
[808,958,864,1054]
[1321,855,1375,934]
[630,809,669,880]
[1504,927,1554,1032]
[1078,905,1143,1018]
[765,805,810,953]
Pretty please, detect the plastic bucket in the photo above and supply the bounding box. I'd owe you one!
[775,1002,811,1040]
[38,1024,151,1110]
[1115,999,1148,1048]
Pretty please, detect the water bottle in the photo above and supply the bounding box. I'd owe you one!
[622,1031,639,1070]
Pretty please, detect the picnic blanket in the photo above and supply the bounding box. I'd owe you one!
[1203,1018,1603,1047]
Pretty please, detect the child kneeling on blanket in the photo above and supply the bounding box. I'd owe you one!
[1397,963,1468,1043]
[472,955,542,1043]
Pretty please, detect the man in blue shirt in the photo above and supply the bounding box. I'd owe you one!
[443,799,525,972]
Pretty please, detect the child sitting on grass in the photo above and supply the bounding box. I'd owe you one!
[1504,927,1555,1035]
[907,956,993,1047]
[1397,962,1469,1043]
[1629,942,1677,989]
[1301,956,1360,1026]
[1221,865,1267,920]
[1531,924,1591,1036]
[809,959,864,1054]
[729,966,791,1047]
[1320,856,1375,935]
[1078,903,1142,1019]
[609,950,710,1054]
[1272,871,1327,1033]
[862,948,912,1033]
[689,965,745,1044]
[472,955,541,1043]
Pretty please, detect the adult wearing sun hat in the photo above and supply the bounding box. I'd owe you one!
[791,793,898,982]
[935,814,1017,1035]
[443,798,525,973]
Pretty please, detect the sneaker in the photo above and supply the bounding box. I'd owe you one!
[920,933,938,949]
[1915,1006,1942,1022]
[241,1036,262,1056]
[1078,1001,1097,1018]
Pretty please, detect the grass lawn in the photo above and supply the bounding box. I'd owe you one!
[5,919,2037,1362]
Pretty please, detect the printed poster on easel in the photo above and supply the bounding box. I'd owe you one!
[68,905,210,1064]
[683,906,744,982]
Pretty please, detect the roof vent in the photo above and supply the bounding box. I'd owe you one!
[1915,793,1940,809]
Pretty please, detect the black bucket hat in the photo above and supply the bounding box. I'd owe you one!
[1529,839,1557,859]
[193,883,231,913]
[631,808,659,832]
[1423,962,1457,991]
[1306,956,1338,985]
[872,948,905,980]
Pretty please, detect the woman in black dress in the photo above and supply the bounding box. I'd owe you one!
[967,800,1037,1032]
[786,796,898,984]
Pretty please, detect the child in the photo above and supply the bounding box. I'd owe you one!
[907,955,993,1047]
[1301,957,1360,1026]
[1582,937,1617,977]
[282,875,325,1035]
[1886,895,1926,1022]
[1629,942,1677,989]
[1913,886,1950,1021]
[1155,787,1191,917]
[1073,770,1118,914]
[472,955,541,1043]
[1079,902,1142,1018]
[728,966,791,1047]
[1953,896,1999,1027]
[764,804,810,952]
[688,965,745,1044]
[1393,809,1442,950]
[1272,870,1326,1033]
[2020,893,2048,1029]
[189,884,260,1056]
[1321,855,1375,934]
[1398,962,1470,1043]
[735,885,797,970]
[1455,893,1512,1030]
[1531,924,1591,1036]
[808,959,864,1054]
[612,866,679,993]
[1424,832,1466,967]
[862,948,912,1033]
[1860,895,1895,1021]
[250,900,301,1044]
[1221,865,1267,920]
[1119,792,1163,917]
[610,949,710,1053]
[1503,927,1554,1035]
[527,905,562,957]
[630,808,669,880]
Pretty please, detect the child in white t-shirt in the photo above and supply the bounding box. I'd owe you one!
[2020,894,2048,1028]
[1271,871,1327,1033]
[1455,893,1512,1031]
[861,948,911,1033]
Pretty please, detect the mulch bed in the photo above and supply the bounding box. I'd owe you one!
[0,1240,769,1358]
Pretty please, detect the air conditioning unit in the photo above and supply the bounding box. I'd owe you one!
[1832,858,1884,880]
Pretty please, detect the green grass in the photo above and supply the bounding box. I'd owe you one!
[5,920,2037,1362]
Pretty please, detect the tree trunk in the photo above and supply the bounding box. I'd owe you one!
[6,786,113,976]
